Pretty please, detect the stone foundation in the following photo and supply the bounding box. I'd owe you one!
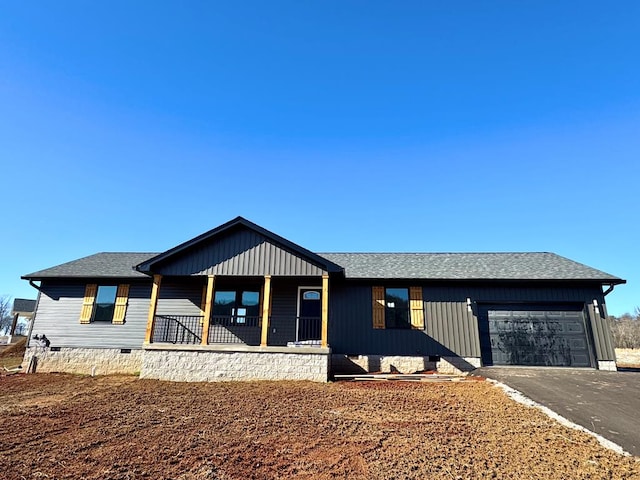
[141,344,330,382]
[331,354,481,375]
[597,360,618,371]
[22,347,143,375]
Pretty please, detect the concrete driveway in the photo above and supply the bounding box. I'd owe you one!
[475,367,640,457]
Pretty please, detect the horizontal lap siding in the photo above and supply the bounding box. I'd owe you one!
[268,279,300,346]
[30,281,152,349]
[155,229,327,276]
[156,282,203,316]
[330,281,608,359]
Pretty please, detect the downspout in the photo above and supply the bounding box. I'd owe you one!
[600,284,616,370]
[602,284,615,297]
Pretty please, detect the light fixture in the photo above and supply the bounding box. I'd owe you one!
[466,298,472,312]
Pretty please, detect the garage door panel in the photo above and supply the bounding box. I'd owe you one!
[480,305,592,367]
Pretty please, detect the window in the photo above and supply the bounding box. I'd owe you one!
[385,288,411,329]
[79,284,130,324]
[213,290,260,324]
[93,286,118,321]
[372,286,424,330]
[303,291,321,301]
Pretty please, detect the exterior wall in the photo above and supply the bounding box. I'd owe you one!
[329,280,612,364]
[29,280,152,349]
[22,346,143,375]
[154,228,327,277]
[156,281,203,316]
[587,304,617,361]
[141,345,329,382]
[331,354,481,375]
[268,278,312,346]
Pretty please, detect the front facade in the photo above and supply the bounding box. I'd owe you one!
[22,217,624,381]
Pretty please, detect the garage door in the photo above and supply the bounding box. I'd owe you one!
[478,305,592,367]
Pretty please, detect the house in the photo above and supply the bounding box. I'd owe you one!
[22,216,624,381]
[0,298,36,346]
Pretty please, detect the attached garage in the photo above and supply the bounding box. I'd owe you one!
[478,304,593,368]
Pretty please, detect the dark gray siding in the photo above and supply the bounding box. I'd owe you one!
[588,304,616,361]
[329,280,613,361]
[154,229,327,277]
[268,279,307,346]
[29,280,152,349]
[156,282,203,316]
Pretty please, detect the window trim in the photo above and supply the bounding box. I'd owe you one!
[79,283,130,325]
[372,285,425,330]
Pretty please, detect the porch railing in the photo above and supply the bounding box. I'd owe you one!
[151,315,322,347]
[267,316,322,346]
[152,315,203,345]
[295,316,322,342]
[208,315,262,345]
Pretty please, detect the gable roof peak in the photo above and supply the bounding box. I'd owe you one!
[135,216,344,274]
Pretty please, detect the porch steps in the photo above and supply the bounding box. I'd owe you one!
[334,373,475,382]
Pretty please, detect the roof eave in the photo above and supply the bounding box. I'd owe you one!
[342,276,626,284]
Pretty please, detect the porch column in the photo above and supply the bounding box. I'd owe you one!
[10,312,19,336]
[201,275,215,345]
[260,275,272,347]
[144,274,162,344]
[321,274,329,348]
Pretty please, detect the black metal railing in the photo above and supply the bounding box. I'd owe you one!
[208,315,262,345]
[296,316,322,342]
[152,315,203,345]
[267,316,322,346]
[151,314,322,347]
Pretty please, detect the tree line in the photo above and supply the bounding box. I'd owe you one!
[608,308,640,349]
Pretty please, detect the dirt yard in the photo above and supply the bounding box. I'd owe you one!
[1,374,639,479]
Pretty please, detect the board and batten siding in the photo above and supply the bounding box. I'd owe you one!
[329,283,451,357]
[329,281,613,360]
[153,229,327,277]
[29,280,152,349]
[588,303,616,361]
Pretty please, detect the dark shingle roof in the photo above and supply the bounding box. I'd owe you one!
[319,252,623,282]
[22,253,158,279]
[12,298,36,314]
[22,251,623,283]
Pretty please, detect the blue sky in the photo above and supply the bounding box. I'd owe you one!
[1,2,638,315]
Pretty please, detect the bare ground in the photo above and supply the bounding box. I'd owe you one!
[1,374,639,479]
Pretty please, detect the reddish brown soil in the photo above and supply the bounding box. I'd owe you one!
[1,374,639,479]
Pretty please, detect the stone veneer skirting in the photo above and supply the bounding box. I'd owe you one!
[331,354,482,375]
[22,347,143,375]
[140,344,330,382]
[597,360,618,371]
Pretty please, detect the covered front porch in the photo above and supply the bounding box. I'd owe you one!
[133,217,343,381]
[143,274,330,349]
